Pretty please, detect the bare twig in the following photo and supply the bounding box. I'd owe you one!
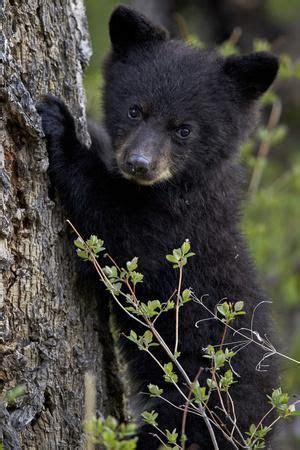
[194,293,300,366]
[249,101,282,197]
[174,265,183,355]
[227,27,242,46]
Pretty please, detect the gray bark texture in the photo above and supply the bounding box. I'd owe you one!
[0,1,122,448]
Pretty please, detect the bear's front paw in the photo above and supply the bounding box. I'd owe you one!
[37,94,76,142]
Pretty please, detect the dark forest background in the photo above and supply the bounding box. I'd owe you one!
[84,1,300,448]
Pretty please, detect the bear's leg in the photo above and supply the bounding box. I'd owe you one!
[37,95,108,234]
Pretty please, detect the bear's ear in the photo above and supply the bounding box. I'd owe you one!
[109,5,168,54]
[223,52,279,100]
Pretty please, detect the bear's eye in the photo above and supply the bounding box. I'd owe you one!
[176,125,191,139]
[128,105,142,120]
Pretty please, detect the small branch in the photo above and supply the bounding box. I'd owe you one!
[248,101,282,197]
[67,220,147,328]
[173,13,189,40]
[174,265,183,355]
[227,27,242,46]
[207,408,240,450]
[181,367,203,450]
[194,294,300,365]
[248,406,275,441]
[144,349,191,404]
[220,326,228,350]
[149,432,168,448]
[152,289,177,326]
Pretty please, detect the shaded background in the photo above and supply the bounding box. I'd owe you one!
[84,0,300,448]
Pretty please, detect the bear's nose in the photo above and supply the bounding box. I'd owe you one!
[125,154,151,176]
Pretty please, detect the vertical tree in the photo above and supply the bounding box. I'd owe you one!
[0,1,121,448]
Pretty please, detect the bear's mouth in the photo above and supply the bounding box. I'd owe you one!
[119,166,172,186]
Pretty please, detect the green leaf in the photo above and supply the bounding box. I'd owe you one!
[141,410,158,427]
[218,40,239,56]
[268,387,291,416]
[260,89,279,105]
[127,330,138,344]
[270,125,287,146]
[181,240,190,255]
[76,249,89,260]
[205,348,235,369]
[192,382,209,403]
[87,235,105,254]
[186,34,205,49]
[126,306,138,314]
[234,301,244,312]
[126,257,138,272]
[143,330,154,346]
[84,415,137,448]
[163,362,178,383]
[257,127,272,143]
[74,239,86,250]
[142,300,161,318]
[173,249,182,260]
[103,265,119,280]
[253,38,271,52]
[166,255,178,263]
[130,271,144,286]
[166,429,178,444]
[207,378,218,390]
[107,282,122,296]
[219,370,236,391]
[181,289,192,304]
[164,300,175,311]
[185,252,195,258]
[217,302,229,317]
[148,384,163,397]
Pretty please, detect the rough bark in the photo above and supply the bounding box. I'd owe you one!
[0,1,122,448]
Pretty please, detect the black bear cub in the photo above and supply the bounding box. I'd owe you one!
[38,5,279,449]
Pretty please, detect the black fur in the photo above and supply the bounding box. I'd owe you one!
[37,6,279,449]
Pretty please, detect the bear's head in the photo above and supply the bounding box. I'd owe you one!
[103,6,278,186]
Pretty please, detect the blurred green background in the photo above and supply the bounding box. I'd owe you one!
[84,0,300,447]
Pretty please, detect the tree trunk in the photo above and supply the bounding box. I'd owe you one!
[0,1,122,448]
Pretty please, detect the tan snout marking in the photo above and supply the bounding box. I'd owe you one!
[116,131,173,185]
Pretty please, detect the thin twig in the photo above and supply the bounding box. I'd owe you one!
[149,432,168,448]
[181,367,203,450]
[227,27,242,46]
[194,293,300,365]
[220,326,228,350]
[152,289,177,325]
[249,101,282,197]
[67,220,147,328]
[174,265,183,355]
[207,408,240,449]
